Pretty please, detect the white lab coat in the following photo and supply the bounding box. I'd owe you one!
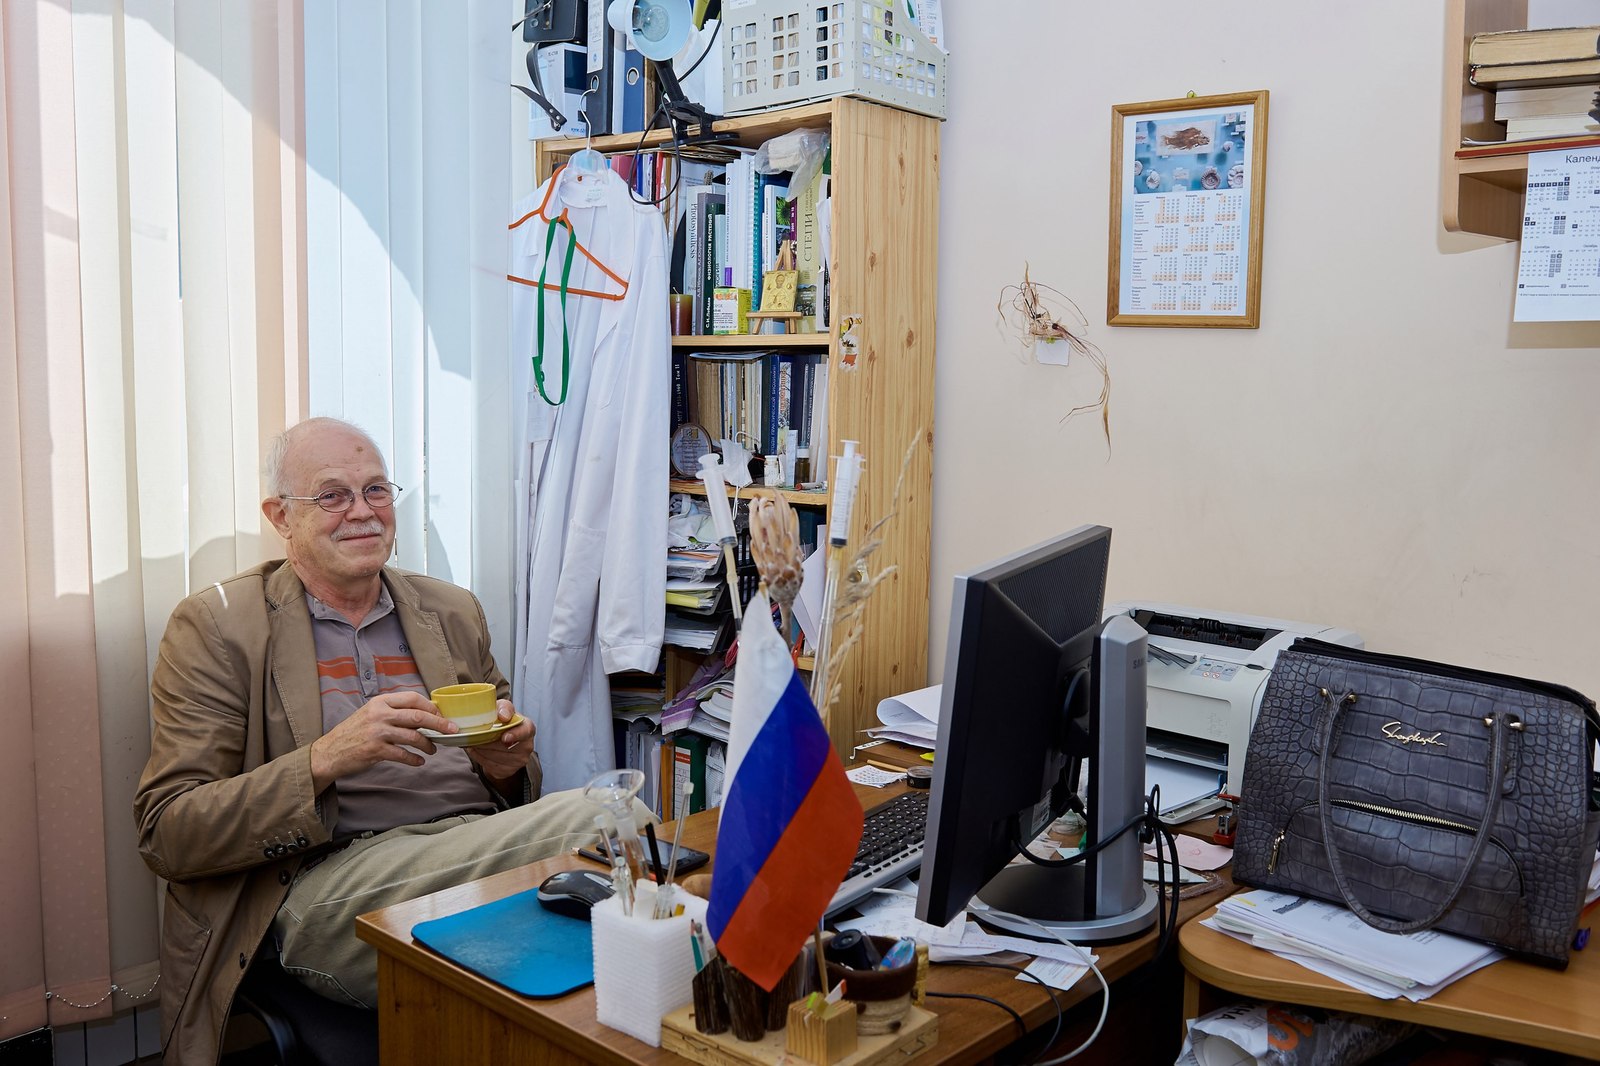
[509,168,668,793]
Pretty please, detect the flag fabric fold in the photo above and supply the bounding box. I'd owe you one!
[707,591,864,991]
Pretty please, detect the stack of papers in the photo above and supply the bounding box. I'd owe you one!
[664,612,724,652]
[834,877,1099,993]
[661,661,733,733]
[1203,890,1502,1001]
[665,577,723,614]
[667,545,722,580]
[866,684,941,749]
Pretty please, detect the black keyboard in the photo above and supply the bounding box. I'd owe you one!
[826,790,929,916]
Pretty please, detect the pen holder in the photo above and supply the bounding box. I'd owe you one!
[591,883,699,1047]
[690,954,730,1036]
[824,935,918,1036]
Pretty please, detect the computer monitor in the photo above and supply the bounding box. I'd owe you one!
[915,525,1159,942]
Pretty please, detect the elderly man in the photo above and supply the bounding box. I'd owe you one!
[135,417,619,1064]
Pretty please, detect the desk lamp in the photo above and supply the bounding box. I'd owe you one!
[606,0,725,144]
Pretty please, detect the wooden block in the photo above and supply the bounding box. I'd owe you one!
[786,999,857,1065]
[661,1002,937,1066]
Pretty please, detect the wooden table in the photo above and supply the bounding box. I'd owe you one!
[355,776,1227,1065]
[1179,906,1600,1059]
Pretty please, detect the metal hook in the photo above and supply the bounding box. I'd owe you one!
[565,87,607,178]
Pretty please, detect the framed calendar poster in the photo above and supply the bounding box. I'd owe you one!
[1108,90,1269,328]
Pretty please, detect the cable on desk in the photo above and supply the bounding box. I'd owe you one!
[935,958,1063,1066]
[923,990,1026,1041]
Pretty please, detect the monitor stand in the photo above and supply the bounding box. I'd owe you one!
[975,614,1159,944]
[974,864,1159,942]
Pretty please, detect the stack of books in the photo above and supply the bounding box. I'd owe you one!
[1470,25,1600,89]
[1203,889,1502,1002]
[1468,25,1600,143]
[1492,83,1600,140]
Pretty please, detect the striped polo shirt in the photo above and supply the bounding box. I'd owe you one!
[308,587,494,835]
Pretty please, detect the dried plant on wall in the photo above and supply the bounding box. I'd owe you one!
[996,263,1112,447]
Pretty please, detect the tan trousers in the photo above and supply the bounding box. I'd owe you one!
[271,788,650,1008]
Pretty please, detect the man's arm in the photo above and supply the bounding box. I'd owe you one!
[133,594,326,883]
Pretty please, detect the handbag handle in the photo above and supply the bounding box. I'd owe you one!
[1314,689,1513,935]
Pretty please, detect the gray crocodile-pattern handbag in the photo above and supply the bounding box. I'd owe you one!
[1233,638,1600,967]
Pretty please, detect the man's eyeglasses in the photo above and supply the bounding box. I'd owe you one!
[278,482,402,514]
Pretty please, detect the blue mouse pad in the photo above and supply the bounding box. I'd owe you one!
[411,887,593,998]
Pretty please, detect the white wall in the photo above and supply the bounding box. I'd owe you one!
[929,2,1600,695]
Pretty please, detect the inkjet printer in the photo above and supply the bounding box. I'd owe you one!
[1103,602,1363,821]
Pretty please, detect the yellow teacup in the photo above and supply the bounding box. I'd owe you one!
[430,683,499,731]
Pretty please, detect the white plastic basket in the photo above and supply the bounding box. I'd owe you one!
[721,0,946,120]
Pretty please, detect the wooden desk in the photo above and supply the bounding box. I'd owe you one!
[355,782,1225,1065]
[1179,906,1600,1059]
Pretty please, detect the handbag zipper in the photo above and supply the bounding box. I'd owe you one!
[1291,638,1598,724]
[1267,800,1525,895]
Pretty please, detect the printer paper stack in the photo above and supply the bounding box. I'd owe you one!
[1203,889,1502,1001]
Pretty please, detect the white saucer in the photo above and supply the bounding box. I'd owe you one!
[420,714,524,748]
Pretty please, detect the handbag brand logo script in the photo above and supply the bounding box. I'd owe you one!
[1381,721,1447,747]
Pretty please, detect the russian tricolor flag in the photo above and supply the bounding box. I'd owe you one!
[707,591,864,991]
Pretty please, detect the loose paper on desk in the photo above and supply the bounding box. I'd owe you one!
[1144,834,1232,872]
[835,877,1098,984]
[1203,889,1502,1002]
[865,684,941,749]
[1514,149,1600,322]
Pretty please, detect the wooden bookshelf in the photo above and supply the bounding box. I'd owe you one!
[671,333,828,349]
[1441,0,1600,240]
[668,479,828,507]
[534,97,939,759]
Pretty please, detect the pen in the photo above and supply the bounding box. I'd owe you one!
[644,822,667,891]
[659,783,695,918]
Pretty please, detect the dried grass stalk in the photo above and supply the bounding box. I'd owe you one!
[809,431,921,721]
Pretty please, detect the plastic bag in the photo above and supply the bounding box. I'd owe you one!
[1175,1002,1415,1066]
[753,128,830,192]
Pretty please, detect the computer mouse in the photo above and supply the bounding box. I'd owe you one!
[536,869,615,920]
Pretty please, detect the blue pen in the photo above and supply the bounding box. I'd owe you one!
[879,938,917,971]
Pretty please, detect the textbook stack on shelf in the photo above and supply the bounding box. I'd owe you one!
[676,150,830,336]
[1492,83,1600,139]
[1469,24,1600,89]
[676,349,828,463]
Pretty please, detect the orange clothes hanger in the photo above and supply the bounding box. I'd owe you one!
[507,164,630,302]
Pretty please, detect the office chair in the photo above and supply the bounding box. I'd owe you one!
[232,943,378,1066]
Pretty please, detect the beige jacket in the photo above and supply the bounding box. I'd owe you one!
[133,560,538,1064]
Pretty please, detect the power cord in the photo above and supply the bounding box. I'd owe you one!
[929,959,1063,1066]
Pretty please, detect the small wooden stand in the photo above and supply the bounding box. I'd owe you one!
[746,310,802,334]
[750,239,801,334]
[661,1002,937,1066]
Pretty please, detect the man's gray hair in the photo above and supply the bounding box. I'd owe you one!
[263,417,385,497]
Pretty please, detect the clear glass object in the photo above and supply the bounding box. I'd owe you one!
[583,769,649,891]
